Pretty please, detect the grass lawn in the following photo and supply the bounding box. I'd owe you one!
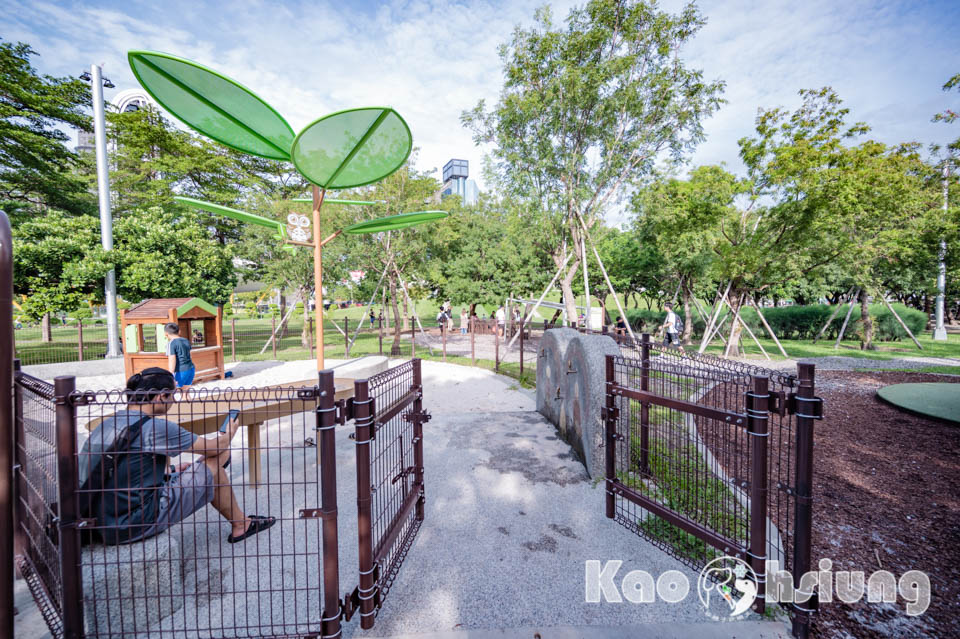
[697,332,960,363]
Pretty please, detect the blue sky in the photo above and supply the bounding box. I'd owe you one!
[2,0,958,201]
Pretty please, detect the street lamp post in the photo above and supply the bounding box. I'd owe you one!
[85,64,122,357]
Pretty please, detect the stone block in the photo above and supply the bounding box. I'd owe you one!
[535,328,579,425]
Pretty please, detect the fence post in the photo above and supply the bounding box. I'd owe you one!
[494,321,499,373]
[747,374,769,615]
[231,318,237,362]
[54,376,84,639]
[470,317,475,366]
[604,354,616,519]
[0,210,13,639]
[344,317,349,358]
[792,363,817,639]
[441,321,446,362]
[412,358,425,520]
[353,375,375,629]
[271,316,277,359]
[639,333,651,475]
[378,316,383,355]
[519,319,524,377]
[12,360,24,561]
[77,319,84,362]
[317,370,342,639]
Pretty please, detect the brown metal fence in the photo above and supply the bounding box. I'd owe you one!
[604,334,820,638]
[349,359,428,630]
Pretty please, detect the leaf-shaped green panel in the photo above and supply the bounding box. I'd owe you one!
[291,107,412,189]
[344,211,448,234]
[174,197,284,233]
[128,51,294,160]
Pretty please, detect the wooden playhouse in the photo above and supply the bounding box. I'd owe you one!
[120,297,225,383]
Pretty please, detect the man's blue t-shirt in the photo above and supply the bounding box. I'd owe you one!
[79,409,197,543]
[166,336,194,372]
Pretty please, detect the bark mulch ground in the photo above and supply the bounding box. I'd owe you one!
[811,370,959,638]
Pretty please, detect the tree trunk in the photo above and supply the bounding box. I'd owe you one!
[860,289,875,350]
[923,294,933,328]
[725,292,746,357]
[41,313,52,342]
[558,253,581,325]
[389,275,403,355]
[401,287,409,331]
[681,284,693,345]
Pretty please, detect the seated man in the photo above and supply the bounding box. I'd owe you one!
[79,368,275,545]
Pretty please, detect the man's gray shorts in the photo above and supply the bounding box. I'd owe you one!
[133,460,215,541]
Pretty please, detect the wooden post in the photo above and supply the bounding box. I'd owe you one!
[495,319,499,373]
[309,317,314,359]
[77,319,83,362]
[750,298,788,358]
[231,318,236,362]
[271,315,277,359]
[470,316,476,366]
[879,294,923,350]
[519,319,524,376]
[834,288,860,349]
[813,287,853,343]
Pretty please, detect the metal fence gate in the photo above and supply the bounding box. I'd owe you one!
[9,359,428,639]
[345,359,428,630]
[604,335,821,639]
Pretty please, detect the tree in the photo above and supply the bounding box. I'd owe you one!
[463,0,724,322]
[112,207,237,303]
[0,41,95,218]
[12,211,109,340]
[632,165,741,342]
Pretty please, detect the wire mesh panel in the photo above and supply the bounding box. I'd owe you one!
[352,359,427,629]
[605,336,816,632]
[68,381,329,638]
[13,371,64,638]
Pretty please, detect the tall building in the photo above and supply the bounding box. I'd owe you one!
[441,158,479,206]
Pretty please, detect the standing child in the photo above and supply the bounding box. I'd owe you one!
[165,323,196,387]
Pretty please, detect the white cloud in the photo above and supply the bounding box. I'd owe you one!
[2,0,957,203]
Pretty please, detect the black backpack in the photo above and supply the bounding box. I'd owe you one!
[76,416,150,540]
[674,314,684,334]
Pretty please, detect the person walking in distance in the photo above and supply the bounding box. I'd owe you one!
[460,307,469,335]
[660,303,684,351]
[495,305,506,338]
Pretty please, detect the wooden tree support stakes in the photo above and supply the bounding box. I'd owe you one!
[879,293,923,350]
[834,288,860,349]
[749,298,788,358]
[813,286,854,343]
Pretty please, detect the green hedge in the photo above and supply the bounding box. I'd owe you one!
[614,303,925,342]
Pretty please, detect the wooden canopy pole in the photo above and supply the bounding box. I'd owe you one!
[834,288,860,349]
[700,282,732,353]
[813,287,854,343]
[749,298,788,358]
[507,252,574,349]
[879,293,923,350]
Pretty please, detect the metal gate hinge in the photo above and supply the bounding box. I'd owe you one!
[403,410,432,425]
[67,391,97,406]
[786,394,824,419]
[335,398,355,425]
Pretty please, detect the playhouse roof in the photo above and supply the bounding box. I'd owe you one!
[124,297,217,320]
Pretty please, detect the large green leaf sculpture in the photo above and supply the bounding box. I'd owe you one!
[128,51,295,160]
[291,107,412,189]
[344,211,448,234]
[174,197,284,236]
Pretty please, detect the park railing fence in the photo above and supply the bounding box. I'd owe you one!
[9,359,427,639]
[603,335,820,639]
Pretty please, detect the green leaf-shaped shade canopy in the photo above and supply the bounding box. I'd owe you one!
[291,198,378,205]
[174,197,284,236]
[344,211,448,235]
[129,51,295,161]
[291,107,412,189]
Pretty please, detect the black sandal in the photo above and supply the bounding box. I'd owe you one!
[227,515,276,543]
